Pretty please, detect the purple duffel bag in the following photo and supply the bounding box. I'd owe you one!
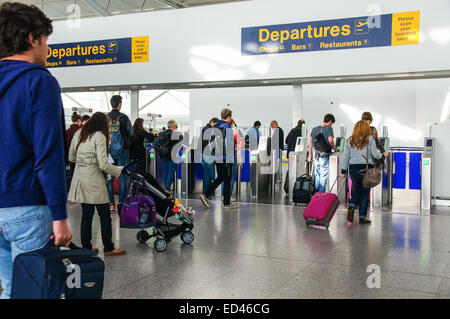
[120,195,157,228]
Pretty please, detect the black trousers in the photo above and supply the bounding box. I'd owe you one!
[81,203,115,252]
[204,162,233,205]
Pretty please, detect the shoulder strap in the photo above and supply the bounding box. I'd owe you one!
[366,143,369,170]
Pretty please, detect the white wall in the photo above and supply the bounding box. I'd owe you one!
[303,81,419,147]
[49,0,450,89]
[190,86,292,133]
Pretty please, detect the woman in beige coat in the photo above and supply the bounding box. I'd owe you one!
[69,112,126,257]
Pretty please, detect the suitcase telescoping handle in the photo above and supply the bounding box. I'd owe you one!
[48,238,80,250]
[329,175,346,197]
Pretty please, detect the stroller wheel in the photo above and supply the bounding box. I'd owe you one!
[180,231,194,245]
[137,230,150,243]
[154,238,168,252]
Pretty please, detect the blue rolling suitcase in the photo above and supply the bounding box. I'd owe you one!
[11,241,104,299]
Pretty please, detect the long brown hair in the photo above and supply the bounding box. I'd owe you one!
[76,112,110,153]
[350,120,370,150]
[132,118,146,141]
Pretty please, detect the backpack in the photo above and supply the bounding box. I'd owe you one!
[154,130,170,157]
[109,114,125,155]
[210,121,229,158]
[292,174,315,204]
[313,126,332,156]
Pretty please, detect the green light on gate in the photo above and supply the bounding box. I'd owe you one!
[182,154,186,159]
[150,153,155,159]
[251,155,257,161]
[424,159,430,166]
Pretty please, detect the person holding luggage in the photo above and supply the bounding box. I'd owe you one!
[308,114,337,193]
[69,112,126,256]
[361,112,386,169]
[130,118,155,172]
[158,120,183,193]
[0,2,72,299]
[201,117,219,195]
[107,95,132,213]
[340,120,389,224]
[200,108,238,209]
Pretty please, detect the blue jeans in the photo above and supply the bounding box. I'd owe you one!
[314,156,329,193]
[107,149,129,205]
[202,156,215,194]
[0,206,52,299]
[162,157,178,191]
[349,166,372,219]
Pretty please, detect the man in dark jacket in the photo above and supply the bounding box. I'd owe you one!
[201,117,219,194]
[285,119,305,154]
[0,2,72,298]
[284,119,306,195]
[107,95,132,212]
[200,108,237,209]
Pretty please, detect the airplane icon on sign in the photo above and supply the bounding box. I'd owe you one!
[108,41,118,53]
[355,19,369,34]
[356,21,368,28]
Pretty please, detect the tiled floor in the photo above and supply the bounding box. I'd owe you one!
[65,199,450,299]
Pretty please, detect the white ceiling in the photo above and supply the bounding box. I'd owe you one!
[0,0,249,20]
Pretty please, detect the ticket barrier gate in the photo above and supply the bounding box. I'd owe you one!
[329,137,347,203]
[421,137,435,211]
[288,137,309,203]
[250,137,274,199]
[180,144,204,200]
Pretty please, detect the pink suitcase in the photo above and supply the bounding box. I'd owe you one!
[303,192,339,228]
[303,178,343,228]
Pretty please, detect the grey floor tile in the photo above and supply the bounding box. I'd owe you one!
[394,238,450,253]
[65,195,450,299]
[267,286,355,299]
[380,257,447,277]
[438,294,450,299]
[104,274,208,299]
[380,271,442,294]
[438,278,450,295]
[353,286,437,299]
[282,263,368,292]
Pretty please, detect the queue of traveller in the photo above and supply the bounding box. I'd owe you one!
[0,1,390,300]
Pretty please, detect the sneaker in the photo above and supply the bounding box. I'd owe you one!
[347,208,355,223]
[223,203,239,209]
[359,218,372,225]
[91,248,99,254]
[200,193,210,208]
[109,204,115,213]
[104,249,127,257]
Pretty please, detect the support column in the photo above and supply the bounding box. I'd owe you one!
[292,84,303,128]
[130,89,139,123]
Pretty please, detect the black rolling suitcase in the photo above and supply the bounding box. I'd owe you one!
[11,241,104,299]
[292,174,316,205]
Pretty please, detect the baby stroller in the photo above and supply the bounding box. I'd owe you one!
[120,162,195,252]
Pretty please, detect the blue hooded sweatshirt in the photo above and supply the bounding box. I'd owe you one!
[0,60,67,221]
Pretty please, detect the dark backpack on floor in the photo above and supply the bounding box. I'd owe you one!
[292,174,315,205]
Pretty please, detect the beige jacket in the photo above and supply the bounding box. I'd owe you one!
[68,130,122,204]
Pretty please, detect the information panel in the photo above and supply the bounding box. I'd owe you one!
[46,36,149,68]
[241,11,420,55]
